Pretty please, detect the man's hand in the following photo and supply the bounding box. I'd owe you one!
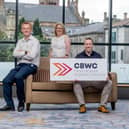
[106,73,112,80]
[106,76,110,81]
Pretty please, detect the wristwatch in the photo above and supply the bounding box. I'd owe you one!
[25,51,27,55]
[65,54,69,56]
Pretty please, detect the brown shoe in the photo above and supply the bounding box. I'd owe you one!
[98,105,110,113]
[79,104,86,113]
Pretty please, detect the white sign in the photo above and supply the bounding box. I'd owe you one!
[50,58,108,81]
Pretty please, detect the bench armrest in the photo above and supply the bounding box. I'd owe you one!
[109,72,118,101]
[25,75,33,103]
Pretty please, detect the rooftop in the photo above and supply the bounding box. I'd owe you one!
[113,18,129,27]
[5,2,80,24]
[69,22,104,36]
[41,22,104,36]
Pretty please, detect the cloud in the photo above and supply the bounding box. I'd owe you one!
[78,0,129,22]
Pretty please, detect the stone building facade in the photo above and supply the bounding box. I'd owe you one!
[0,0,88,39]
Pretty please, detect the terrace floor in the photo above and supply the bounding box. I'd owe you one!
[0,98,129,129]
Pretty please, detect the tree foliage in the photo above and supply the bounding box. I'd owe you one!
[18,17,25,39]
[0,44,15,61]
[33,18,42,37]
[18,17,25,33]
[0,30,8,40]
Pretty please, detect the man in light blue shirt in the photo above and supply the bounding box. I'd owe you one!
[0,22,40,112]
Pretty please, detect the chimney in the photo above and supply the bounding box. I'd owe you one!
[81,11,89,26]
[113,15,117,20]
[67,0,70,6]
[85,18,89,25]
[0,0,4,8]
[124,12,127,20]
[74,0,78,10]
[104,12,107,21]
[82,11,85,19]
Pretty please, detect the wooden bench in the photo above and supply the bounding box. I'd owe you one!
[25,57,118,111]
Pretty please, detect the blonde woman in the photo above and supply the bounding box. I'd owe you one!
[49,23,71,58]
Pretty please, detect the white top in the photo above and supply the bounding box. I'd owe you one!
[51,35,67,57]
[13,35,40,67]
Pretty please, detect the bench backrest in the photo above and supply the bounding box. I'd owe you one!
[39,57,50,70]
[33,57,50,82]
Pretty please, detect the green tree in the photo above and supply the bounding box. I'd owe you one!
[18,17,25,39]
[18,17,25,33]
[33,18,43,38]
[40,44,50,57]
[0,30,8,40]
[0,44,14,61]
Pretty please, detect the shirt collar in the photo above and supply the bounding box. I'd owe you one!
[84,50,94,57]
[22,35,33,42]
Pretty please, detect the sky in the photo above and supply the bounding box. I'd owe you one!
[5,0,129,22]
[74,0,129,22]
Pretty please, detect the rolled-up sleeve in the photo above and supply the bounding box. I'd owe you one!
[13,40,25,58]
[22,40,40,60]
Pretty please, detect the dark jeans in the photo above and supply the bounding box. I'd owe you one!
[3,63,37,107]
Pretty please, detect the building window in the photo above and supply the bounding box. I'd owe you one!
[112,32,116,43]
[121,49,123,60]
[49,2,56,5]
[112,51,116,63]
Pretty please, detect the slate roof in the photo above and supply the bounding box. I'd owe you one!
[5,2,80,24]
[68,22,104,36]
[41,22,104,36]
[113,19,129,27]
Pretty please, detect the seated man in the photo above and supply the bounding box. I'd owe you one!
[73,37,112,113]
[0,22,40,112]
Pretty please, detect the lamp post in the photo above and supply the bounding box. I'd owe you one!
[15,0,18,66]
[108,0,112,71]
[15,0,18,42]
[62,0,65,24]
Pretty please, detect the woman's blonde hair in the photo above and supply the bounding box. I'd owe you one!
[54,22,66,36]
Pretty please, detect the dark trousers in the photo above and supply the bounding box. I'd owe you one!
[3,63,37,107]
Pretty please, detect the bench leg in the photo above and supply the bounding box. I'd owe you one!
[111,102,115,110]
[26,103,30,111]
